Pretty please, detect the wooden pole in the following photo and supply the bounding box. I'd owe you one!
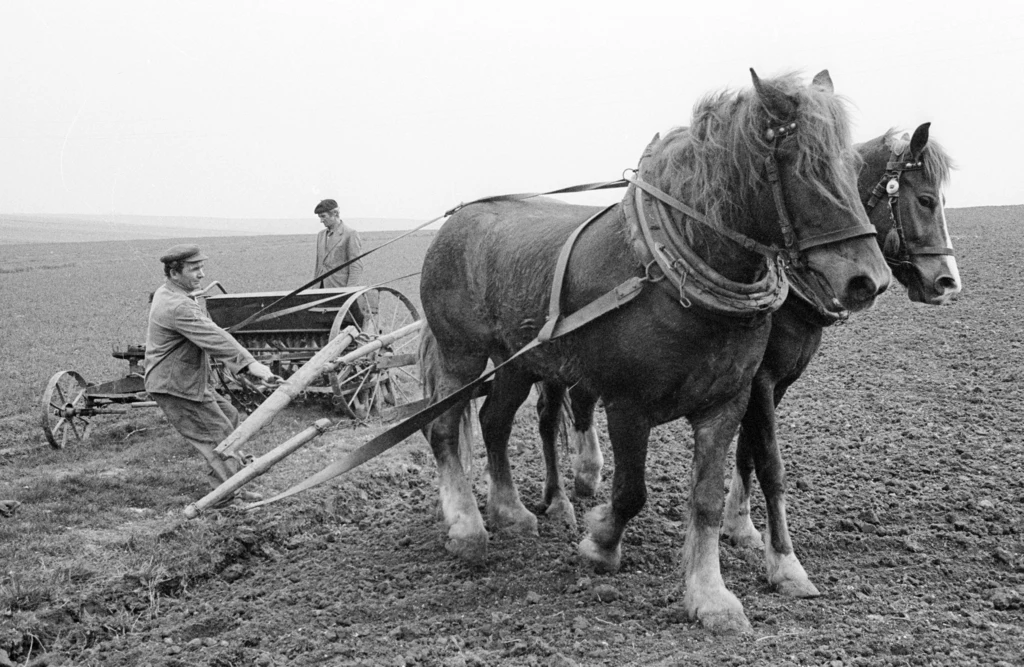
[183,418,332,519]
[214,327,357,457]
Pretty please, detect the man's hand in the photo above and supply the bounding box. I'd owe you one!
[246,362,283,385]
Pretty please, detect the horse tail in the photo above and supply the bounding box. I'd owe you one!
[418,322,476,475]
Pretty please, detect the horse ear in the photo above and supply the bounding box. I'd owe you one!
[750,68,798,119]
[909,122,931,160]
[811,70,834,93]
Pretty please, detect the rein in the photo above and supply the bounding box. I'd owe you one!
[226,179,629,334]
[865,148,954,271]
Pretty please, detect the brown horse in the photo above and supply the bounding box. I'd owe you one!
[540,122,959,602]
[418,70,889,633]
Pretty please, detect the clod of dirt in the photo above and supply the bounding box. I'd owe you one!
[592,584,620,602]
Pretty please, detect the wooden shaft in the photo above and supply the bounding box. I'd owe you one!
[214,327,357,456]
[183,417,332,519]
[328,320,421,369]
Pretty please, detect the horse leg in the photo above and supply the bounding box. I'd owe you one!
[481,366,539,536]
[578,400,649,574]
[421,335,489,564]
[749,383,820,598]
[721,378,768,550]
[683,396,753,634]
[568,385,603,497]
[536,381,576,529]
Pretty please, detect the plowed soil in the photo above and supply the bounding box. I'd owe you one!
[1,207,1022,666]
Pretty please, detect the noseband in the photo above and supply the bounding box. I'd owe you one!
[864,148,954,270]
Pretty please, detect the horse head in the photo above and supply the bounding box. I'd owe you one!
[858,123,962,305]
[658,70,889,314]
[748,69,890,313]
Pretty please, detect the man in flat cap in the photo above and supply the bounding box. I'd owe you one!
[145,244,280,500]
[313,199,363,288]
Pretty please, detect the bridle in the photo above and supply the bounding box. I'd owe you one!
[864,148,954,271]
[763,121,878,270]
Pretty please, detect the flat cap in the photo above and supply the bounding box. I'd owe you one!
[159,244,208,264]
[314,198,338,215]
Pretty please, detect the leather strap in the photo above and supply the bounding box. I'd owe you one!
[538,204,617,343]
[626,172,778,259]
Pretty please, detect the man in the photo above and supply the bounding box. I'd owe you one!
[313,198,363,288]
[145,244,280,499]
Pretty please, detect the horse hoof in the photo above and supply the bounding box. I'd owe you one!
[775,578,821,598]
[544,496,577,530]
[698,610,753,635]
[573,475,600,498]
[488,508,539,536]
[722,528,765,551]
[445,533,488,565]
[578,537,621,574]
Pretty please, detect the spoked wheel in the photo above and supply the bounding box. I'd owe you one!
[41,370,92,449]
[328,287,421,420]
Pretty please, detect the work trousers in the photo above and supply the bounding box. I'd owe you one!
[150,388,243,485]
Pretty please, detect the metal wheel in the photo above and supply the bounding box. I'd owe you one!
[41,370,92,449]
[328,287,421,420]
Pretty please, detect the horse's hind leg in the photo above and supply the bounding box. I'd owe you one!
[722,379,768,550]
[725,375,819,598]
[481,366,539,536]
[567,385,603,497]
[536,381,576,529]
[421,332,490,564]
[578,399,650,574]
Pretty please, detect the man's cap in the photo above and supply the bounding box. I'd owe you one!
[314,199,339,215]
[159,244,208,264]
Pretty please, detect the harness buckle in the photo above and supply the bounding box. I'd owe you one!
[642,260,666,283]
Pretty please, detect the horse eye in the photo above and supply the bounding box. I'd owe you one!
[917,196,936,210]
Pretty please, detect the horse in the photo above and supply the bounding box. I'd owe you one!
[538,122,959,602]
[418,69,890,634]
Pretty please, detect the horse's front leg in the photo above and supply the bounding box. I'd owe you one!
[578,399,649,574]
[567,385,603,497]
[536,381,576,529]
[684,395,753,634]
[481,368,539,536]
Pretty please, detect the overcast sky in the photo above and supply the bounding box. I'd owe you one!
[1,0,1021,227]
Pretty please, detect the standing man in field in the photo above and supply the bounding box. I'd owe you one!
[313,198,364,288]
[145,244,280,499]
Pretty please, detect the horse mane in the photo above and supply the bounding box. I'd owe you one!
[883,128,955,191]
[645,72,863,230]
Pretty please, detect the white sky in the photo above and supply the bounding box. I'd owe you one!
[1,0,1021,226]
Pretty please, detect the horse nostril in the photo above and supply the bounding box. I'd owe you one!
[846,274,884,307]
[935,275,960,294]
